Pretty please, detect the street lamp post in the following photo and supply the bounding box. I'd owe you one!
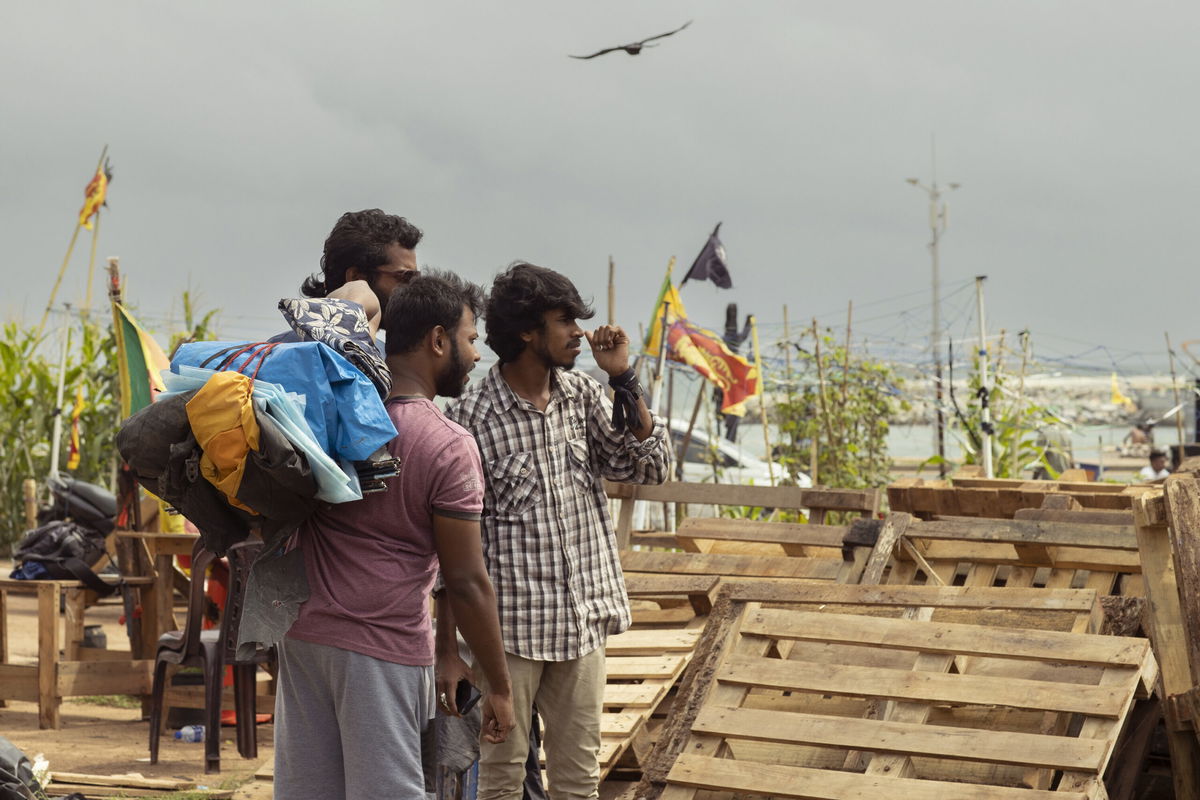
[907,162,959,478]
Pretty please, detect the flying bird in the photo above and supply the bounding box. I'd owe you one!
[569,20,692,60]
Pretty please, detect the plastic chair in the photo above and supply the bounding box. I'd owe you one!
[148,538,267,773]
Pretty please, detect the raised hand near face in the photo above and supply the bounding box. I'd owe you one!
[584,325,632,377]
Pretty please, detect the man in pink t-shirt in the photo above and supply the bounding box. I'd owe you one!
[274,270,514,800]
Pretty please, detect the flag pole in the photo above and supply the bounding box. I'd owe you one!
[48,306,73,479]
[82,208,102,318]
[649,300,671,415]
[37,145,107,341]
[749,315,775,486]
[607,256,615,326]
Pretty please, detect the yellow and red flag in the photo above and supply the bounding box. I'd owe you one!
[644,261,759,416]
[78,161,112,230]
[66,388,86,470]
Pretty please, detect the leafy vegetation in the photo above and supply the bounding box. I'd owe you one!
[0,299,218,554]
[771,328,907,492]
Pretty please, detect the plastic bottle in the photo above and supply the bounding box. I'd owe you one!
[174,725,205,743]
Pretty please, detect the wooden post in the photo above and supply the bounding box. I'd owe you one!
[812,319,836,482]
[1168,332,1188,464]
[38,582,60,729]
[749,316,774,485]
[1164,475,1200,684]
[22,479,37,530]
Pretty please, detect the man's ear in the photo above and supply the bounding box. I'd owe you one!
[430,325,448,356]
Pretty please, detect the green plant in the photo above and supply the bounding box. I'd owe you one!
[943,336,1062,479]
[771,328,906,493]
[0,296,219,553]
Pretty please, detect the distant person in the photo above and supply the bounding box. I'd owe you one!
[1138,450,1171,481]
[1121,422,1154,457]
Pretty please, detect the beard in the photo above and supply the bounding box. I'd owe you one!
[531,338,578,370]
[435,337,474,398]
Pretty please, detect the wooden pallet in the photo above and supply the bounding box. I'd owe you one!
[634,583,1158,800]
[889,477,1154,520]
[1133,475,1200,800]
[879,509,1146,603]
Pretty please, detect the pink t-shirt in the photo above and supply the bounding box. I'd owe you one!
[286,397,484,666]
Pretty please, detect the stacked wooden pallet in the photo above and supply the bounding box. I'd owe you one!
[633,582,1158,800]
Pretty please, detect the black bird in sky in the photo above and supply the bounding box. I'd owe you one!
[569,20,692,60]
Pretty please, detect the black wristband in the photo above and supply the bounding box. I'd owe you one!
[608,369,643,432]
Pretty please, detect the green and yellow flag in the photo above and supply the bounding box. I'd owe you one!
[112,301,169,419]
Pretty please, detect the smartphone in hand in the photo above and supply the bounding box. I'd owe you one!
[456,679,482,715]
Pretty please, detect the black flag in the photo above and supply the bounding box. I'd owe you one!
[681,222,732,289]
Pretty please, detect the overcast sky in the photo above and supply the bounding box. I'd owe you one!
[4,2,1198,377]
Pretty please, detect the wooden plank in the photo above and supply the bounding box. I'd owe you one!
[57,660,153,696]
[1133,490,1200,800]
[690,706,1106,771]
[740,609,1148,667]
[605,656,689,679]
[909,518,1137,550]
[1163,474,1200,686]
[666,754,1087,800]
[620,550,843,581]
[48,785,232,799]
[603,684,663,708]
[37,581,59,729]
[0,664,40,702]
[1014,507,1134,526]
[860,512,910,585]
[605,480,878,514]
[48,772,195,790]
[606,629,700,655]
[716,655,1128,717]
[675,518,848,549]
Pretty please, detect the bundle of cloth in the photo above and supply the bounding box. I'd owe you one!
[115,298,397,557]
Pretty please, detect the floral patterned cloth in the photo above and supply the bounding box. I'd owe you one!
[278,297,390,398]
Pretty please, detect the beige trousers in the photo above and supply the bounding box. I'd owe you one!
[476,647,606,800]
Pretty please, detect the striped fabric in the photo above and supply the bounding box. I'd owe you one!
[447,364,671,661]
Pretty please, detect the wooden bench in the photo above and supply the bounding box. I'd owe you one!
[634,581,1158,800]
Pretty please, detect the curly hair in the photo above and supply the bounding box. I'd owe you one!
[485,262,594,363]
[383,269,486,357]
[301,209,423,297]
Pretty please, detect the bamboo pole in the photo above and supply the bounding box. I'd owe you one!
[1167,332,1187,463]
[812,318,836,481]
[607,256,615,326]
[840,301,853,457]
[1011,330,1031,478]
[23,478,38,530]
[750,316,775,486]
[36,145,107,340]
[82,209,102,317]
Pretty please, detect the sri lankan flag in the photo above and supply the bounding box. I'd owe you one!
[66,388,85,470]
[644,262,759,416]
[112,302,169,418]
[79,160,112,230]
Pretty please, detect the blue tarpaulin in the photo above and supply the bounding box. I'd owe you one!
[172,341,395,462]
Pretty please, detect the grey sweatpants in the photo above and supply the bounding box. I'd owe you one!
[274,636,434,800]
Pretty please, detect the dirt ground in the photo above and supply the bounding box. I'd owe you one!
[1,559,273,798]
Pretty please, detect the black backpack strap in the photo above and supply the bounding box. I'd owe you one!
[52,557,122,598]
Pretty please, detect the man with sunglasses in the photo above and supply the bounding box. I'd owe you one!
[299,209,423,339]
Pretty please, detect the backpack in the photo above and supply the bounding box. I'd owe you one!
[10,521,118,597]
[0,735,48,800]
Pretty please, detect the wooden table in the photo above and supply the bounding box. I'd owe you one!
[0,577,153,728]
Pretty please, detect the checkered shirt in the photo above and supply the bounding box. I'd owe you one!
[446,364,671,661]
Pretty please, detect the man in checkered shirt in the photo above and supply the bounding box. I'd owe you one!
[438,262,670,800]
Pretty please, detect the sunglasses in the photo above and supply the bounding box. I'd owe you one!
[374,267,420,284]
